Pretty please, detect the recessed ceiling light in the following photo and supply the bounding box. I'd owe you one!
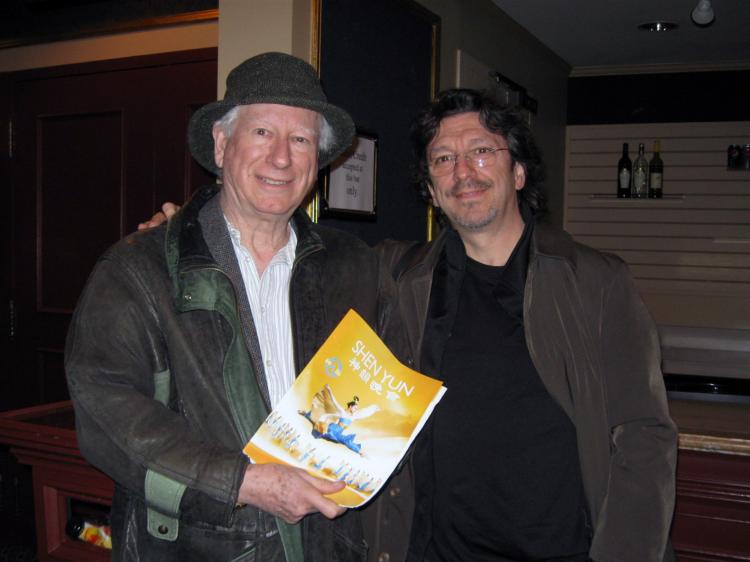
[638,21,679,32]
[692,0,715,25]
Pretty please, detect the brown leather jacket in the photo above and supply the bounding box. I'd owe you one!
[371,222,677,562]
[66,186,395,562]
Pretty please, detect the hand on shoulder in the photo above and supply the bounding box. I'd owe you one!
[137,202,181,230]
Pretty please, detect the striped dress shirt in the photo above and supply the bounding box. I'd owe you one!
[225,218,297,408]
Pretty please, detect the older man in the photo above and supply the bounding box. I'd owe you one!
[65,52,392,562]
[377,89,677,562]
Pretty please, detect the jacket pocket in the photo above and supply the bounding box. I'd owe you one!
[227,546,256,562]
[332,528,368,562]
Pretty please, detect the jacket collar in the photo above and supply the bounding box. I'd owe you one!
[165,185,219,278]
[401,202,578,276]
[530,222,578,271]
[290,203,324,260]
[165,185,324,291]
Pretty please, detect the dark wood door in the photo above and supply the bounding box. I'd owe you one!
[317,0,439,245]
[4,49,217,411]
[1,71,12,411]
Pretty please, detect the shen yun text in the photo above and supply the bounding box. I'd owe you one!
[351,339,414,401]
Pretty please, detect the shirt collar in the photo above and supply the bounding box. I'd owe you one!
[224,216,298,268]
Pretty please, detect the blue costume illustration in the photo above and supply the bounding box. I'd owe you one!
[321,417,361,453]
[301,411,362,454]
[299,384,379,455]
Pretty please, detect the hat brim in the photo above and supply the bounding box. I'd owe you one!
[188,97,355,175]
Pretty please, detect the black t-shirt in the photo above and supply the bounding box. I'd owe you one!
[422,224,591,562]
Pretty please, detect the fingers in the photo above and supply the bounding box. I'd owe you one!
[161,202,180,218]
[299,471,347,519]
[301,470,346,494]
[137,211,168,230]
[136,202,180,231]
[238,464,347,524]
[318,499,347,520]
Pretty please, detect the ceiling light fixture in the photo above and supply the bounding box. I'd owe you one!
[638,21,679,32]
[691,0,715,25]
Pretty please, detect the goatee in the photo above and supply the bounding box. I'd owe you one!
[449,179,497,231]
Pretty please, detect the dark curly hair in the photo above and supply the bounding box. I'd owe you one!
[410,88,546,215]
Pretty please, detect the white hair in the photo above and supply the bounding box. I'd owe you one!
[214,105,335,155]
[317,114,335,154]
[214,106,242,137]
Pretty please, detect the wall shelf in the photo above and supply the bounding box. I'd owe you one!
[588,194,685,201]
[565,121,750,333]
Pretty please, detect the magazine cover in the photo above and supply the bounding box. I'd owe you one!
[244,309,446,507]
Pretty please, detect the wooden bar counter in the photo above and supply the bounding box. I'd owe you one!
[669,399,750,561]
[0,401,113,562]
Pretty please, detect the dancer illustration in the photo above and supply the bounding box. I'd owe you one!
[299,384,379,455]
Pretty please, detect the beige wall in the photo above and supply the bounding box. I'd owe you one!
[0,21,218,73]
[215,0,317,97]
[416,0,571,227]
[216,0,294,97]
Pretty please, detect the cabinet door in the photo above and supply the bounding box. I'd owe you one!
[5,49,217,411]
[672,449,750,561]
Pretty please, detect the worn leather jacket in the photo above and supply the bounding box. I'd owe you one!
[374,222,678,562]
[65,186,394,562]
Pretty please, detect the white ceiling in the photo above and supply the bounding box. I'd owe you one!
[492,0,750,72]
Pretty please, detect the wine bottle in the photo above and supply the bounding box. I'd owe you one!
[632,143,648,198]
[617,142,631,198]
[648,140,663,198]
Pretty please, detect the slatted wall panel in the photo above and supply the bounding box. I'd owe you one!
[564,122,750,331]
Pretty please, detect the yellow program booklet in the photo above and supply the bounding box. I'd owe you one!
[244,309,446,507]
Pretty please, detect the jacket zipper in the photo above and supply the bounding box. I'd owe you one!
[288,242,323,374]
[182,264,271,435]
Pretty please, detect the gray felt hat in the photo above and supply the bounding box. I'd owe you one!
[188,52,355,174]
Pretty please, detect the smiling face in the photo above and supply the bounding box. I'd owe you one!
[427,112,526,235]
[213,103,320,225]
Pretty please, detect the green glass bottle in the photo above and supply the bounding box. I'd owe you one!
[648,140,663,198]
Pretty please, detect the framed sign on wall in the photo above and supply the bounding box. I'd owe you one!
[321,131,378,218]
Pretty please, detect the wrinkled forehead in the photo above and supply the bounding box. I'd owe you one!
[429,111,503,152]
[236,103,322,135]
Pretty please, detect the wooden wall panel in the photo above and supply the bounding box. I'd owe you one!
[38,111,122,313]
[563,122,750,333]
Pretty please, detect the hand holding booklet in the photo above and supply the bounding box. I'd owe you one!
[244,309,446,507]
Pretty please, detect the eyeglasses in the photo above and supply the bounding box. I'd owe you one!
[428,146,510,176]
